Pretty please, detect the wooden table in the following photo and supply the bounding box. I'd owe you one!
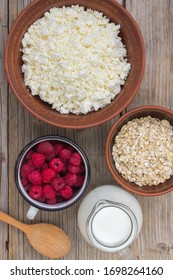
[0,0,173,260]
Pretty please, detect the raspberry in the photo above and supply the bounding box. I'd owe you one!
[25,149,33,161]
[37,195,46,202]
[49,158,64,172]
[20,164,34,179]
[42,168,56,183]
[44,150,56,161]
[78,163,85,174]
[43,184,56,199]
[31,152,45,168]
[29,185,43,200]
[59,148,72,162]
[74,174,85,187]
[46,198,57,205]
[69,152,82,166]
[59,185,74,200]
[65,173,77,186]
[21,178,28,186]
[27,160,36,169]
[24,183,31,191]
[52,177,65,191]
[68,164,80,174]
[37,141,54,155]
[54,143,64,156]
[66,145,75,154]
[28,170,42,185]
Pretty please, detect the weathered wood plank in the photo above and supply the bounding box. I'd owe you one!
[8,0,36,260]
[125,0,173,259]
[0,0,9,260]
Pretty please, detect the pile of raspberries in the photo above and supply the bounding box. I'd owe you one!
[20,140,85,204]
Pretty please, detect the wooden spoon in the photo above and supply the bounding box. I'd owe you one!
[0,210,71,258]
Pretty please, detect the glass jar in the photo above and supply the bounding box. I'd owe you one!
[77,185,142,257]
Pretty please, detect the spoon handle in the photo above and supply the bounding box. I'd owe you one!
[0,210,29,233]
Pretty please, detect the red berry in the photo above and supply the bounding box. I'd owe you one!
[29,185,43,200]
[46,198,57,205]
[52,177,65,191]
[74,174,85,187]
[54,143,64,156]
[28,170,42,185]
[59,185,74,200]
[42,168,56,183]
[20,164,34,179]
[31,152,45,168]
[44,150,56,161]
[37,195,46,202]
[24,183,31,191]
[65,173,77,186]
[69,152,82,166]
[27,160,36,169]
[78,163,85,174]
[59,148,72,162]
[37,141,54,155]
[66,145,75,154]
[43,184,56,199]
[25,149,34,161]
[21,178,29,186]
[68,164,80,174]
[49,158,64,172]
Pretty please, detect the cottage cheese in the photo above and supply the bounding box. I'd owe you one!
[21,5,131,115]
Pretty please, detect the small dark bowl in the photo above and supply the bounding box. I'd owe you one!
[15,135,90,210]
[106,106,173,196]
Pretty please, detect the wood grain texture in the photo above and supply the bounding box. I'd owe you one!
[125,0,173,260]
[0,0,172,260]
[0,211,71,259]
[0,0,9,260]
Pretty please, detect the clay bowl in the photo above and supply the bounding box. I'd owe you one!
[106,106,173,196]
[5,0,145,129]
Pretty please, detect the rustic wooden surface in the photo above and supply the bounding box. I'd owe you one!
[0,0,173,260]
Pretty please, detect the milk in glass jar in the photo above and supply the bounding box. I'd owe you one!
[77,185,142,257]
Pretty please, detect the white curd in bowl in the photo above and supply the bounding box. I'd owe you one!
[21,5,131,115]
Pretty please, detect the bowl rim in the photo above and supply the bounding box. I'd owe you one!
[14,135,91,210]
[4,0,146,129]
[105,105,173,196]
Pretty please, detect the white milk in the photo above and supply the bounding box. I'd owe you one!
[77,185,143,253]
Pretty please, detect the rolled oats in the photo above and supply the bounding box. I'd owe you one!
[112,116,173,186]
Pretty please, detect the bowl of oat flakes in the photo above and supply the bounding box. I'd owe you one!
[5,0,145,129]
[106,106,173,196]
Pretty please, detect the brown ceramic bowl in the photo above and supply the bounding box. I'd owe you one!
[106,106,173,196]
[5,0,145,129]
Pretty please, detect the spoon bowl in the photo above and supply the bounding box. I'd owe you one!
[0,210,71,258]
[25,223,71,258]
